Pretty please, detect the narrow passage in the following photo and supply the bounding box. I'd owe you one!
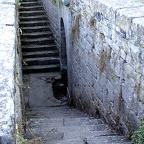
[20,0,131,143]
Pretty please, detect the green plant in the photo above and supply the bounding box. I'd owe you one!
[16,132,27,144]
[19,28,22,35]
[16,0,21,8]
[127,74,130,79]
[52,0,62,6]
[131,119,144,144]
[52,0,56,4]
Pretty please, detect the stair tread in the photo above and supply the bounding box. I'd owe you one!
[22,44,56,49]
[26,128,119,142]
[19,20,49,24]
[23,57,59,61]
[19,5,43,9]
[22,31,52,36]
[21,1,41,4]
[23,66,60,73]
[22,37,54,42]
[48,136,130,144]
[21,0,40,1]
[19,10,44,14]
[23,50,58,55]
[23,64,60,69]
[21,25,50,30]
[26,108,96,121]
[19,15,47,19]
[29,123,110,130]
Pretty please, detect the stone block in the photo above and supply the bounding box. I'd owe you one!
[0,0,15,5]
[0,4,15,25]
[131,17,144,48]
[116,6,144,39]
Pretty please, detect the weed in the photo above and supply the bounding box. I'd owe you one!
[131,119,144,144]
[19,28,22,35]
[52,0,62,6]
[16,0,22,9]
[127,74,130,79]
[16,132,27,144]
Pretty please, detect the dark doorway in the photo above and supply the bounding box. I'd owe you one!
[52,18,69,105]
[60,18,67,78]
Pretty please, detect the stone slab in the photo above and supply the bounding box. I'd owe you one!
[0,4,16,25]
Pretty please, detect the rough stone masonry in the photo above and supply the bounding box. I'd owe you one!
[42,0,144,136]
[0,0,23,143]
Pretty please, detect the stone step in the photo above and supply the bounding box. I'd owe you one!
[21,31,53,39]
[21,37,55,45]
[29,123,111,132]
[28,127,117,142]
[23,64,60,73]
[26,106,88,118]
[60,124,111,132]
[48,136,131,144]
[19,5,43,11]
[21,25,50,33]
[20,1,42,7]
[19,10,45,17]
[22,44,57,52]
[28,117,102,128]
[23,0,40,1]
[19,15,48,22]
[23,51,59,58]
[19,20,49,27]
[23,57,60,65]
[64,130,116,139]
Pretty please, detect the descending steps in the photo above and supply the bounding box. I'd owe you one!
[25,106,131,144]
[19,0,60,73]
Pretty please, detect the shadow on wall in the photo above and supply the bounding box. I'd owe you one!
[60,18,67,77]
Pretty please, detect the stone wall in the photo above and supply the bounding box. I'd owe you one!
[0,0,23,143]
[42,0,144,136]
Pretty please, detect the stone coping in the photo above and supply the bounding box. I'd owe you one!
[0,0,17,143]
[92,0,144,48]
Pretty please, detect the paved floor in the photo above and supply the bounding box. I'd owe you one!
[23,72,61,107]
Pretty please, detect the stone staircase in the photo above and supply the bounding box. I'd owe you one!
[26,106,131,144]
[19,0,60,73]
[20,0,131,144]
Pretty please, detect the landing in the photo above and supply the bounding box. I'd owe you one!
[23,72,61,107]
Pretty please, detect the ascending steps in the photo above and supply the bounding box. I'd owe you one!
[22,44,57,52]
[21,31,53,39]
[20,15,48,22]
[19,0,60,73]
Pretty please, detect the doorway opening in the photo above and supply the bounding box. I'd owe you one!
[52,18,68,105]
[60,18,67,79]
